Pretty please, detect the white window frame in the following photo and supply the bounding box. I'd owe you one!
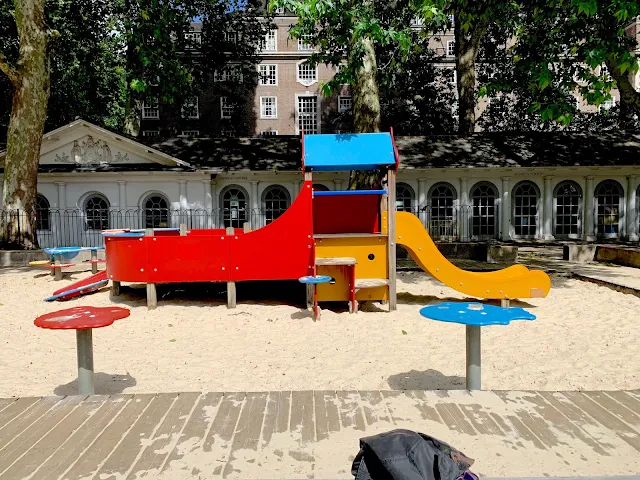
[446,40,455,57]
[410,17,424,27]
[260,96,278,119]
[296,60,318,86]
[180,130,200,137]
[225,31,238,44]
[260,130,278,136]
[274,7,284,14]
[142,130,160,138]
[220,129,236,137]
[263,29,277,51]
[448,68,457,85]
[600,96,616,111]
[295,93,321,135]
[220,96,234,119]
[182,96,199,119]
[338,95,352,113]
[184,31,201,48]
[142,97,160,119]
[298,34,313,51]
[259,64,278,86]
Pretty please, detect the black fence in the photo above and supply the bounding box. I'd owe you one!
[1,205,500,248]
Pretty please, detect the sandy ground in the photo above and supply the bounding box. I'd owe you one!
[0,267,639,398]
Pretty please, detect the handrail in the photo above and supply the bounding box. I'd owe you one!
[313,189,387,197]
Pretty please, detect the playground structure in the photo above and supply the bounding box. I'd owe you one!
[102,132,551,313]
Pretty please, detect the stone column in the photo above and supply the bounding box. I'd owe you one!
[543,176,554,240]
[291,180,300,199]
[55,182,66,246]
[459,177,469,241]
[203,179,212,229]
[418,178,428,226]
[116,181,127,229]
[333,179,343,191]
[178,179,188,228]
[584,175,596,241]
[501,177,511,241]
[627,175,638,241]
[250,180,259,228]
[210,180,218,228]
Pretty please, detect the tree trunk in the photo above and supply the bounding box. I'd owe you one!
[348,33,384,189]
[0,0,52,249]
[605,57,640,128]
[455,14,486,135]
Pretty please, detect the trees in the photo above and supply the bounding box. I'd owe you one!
[0,0,59,248]
[510,0,640,127]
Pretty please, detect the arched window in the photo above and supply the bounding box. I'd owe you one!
[470,182,498,239]
[220,185,249,229]
[143,193,170,228]
[312,183,330,191]
[554,181,582,238]
[262,185,291,224]
[84,194,110,230]
[595,180,623,237]
[429,183,457,239]
[512,181,540,238]
[35,194,51,231]
[396,183,415,212]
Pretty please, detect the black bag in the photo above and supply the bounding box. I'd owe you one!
[352,429,474,480]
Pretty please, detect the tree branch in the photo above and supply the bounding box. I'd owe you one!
[0,51,20,86]
[605,56,640,120]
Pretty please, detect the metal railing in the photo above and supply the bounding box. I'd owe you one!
[1,205,501,248]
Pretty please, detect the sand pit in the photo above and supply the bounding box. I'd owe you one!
[0,267,638,397]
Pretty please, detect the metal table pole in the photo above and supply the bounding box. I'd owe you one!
[465,325,481,390]
[76,329,95,395]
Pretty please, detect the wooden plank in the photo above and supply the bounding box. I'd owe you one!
[1,395,110,479]
[161,392,223,475]
[380,390,407,424]
[562,392,640,452]
[354,278,389,288]
[203,392,245,452]
[223,392,268,477]
[406,391,443,425]
[60,394,153,479]
[505,414,546,450]
[0,398,16,414]
[33,395,131,480]
[434,403,477,436]
[358,391,390,426]
[314,391,340,441]
[262,391,291,447]
[0,397,41,432]
[336,391,366,431]
[605,391,640,427]
[316,257,357,266]
[495,391,559,448]
[127,392,201,479]
[520,391,608,455]
[0,396,82,474]
[586,391,640,429]
[94,393,177,478]
[290,391,315,444]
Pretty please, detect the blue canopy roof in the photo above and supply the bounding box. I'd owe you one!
[303,133,397,172]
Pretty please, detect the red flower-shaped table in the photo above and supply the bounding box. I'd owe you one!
[34,306,130,395]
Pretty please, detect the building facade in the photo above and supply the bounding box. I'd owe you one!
[1,120,639,248]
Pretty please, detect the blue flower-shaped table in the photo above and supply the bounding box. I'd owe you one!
[299,275,332,321]
[419,302,536,390]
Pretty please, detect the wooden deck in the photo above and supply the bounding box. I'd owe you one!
[1,390,640,479]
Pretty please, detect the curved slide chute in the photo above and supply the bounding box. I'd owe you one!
[396,211,550,300]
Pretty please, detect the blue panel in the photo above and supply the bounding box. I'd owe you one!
[419,302,536,326]
[304,133,396,171]
[313,190,387,196]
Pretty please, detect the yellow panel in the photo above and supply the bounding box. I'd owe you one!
[315,236,389,302]
[381,211,388,235]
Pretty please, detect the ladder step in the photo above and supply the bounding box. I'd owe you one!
[355,278,389,288]
[316,257,357,266]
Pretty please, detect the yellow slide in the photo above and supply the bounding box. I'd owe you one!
[396,211,551,300]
